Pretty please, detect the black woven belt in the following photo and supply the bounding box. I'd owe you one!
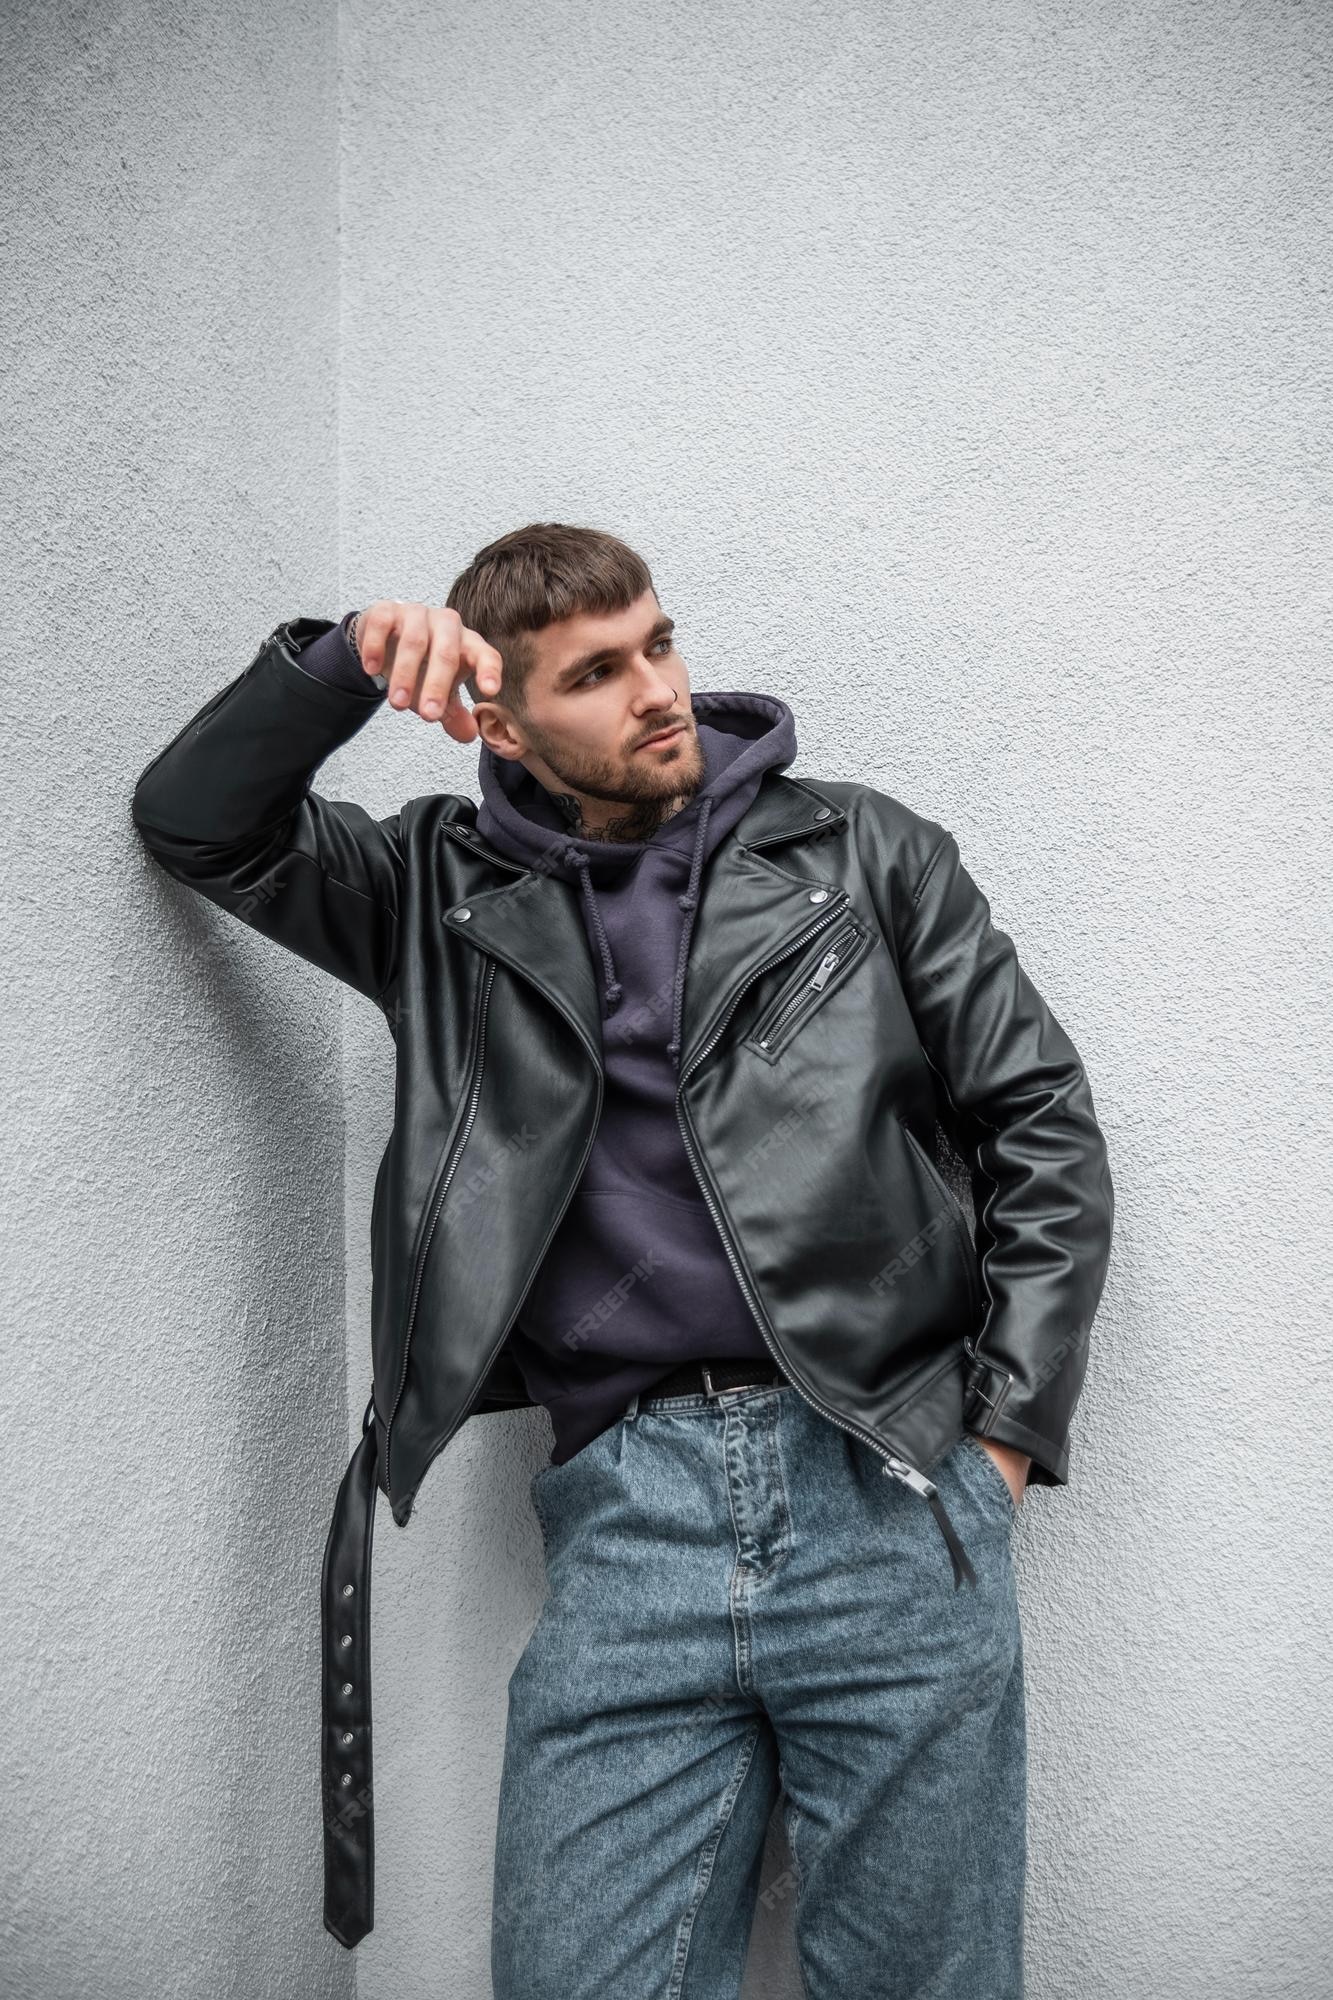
[645,1357,788,1400]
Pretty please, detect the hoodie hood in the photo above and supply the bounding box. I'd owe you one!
[475,690,798,1064]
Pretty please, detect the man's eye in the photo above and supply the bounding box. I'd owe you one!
[578,640,671,688]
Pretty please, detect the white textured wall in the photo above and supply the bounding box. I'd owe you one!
[335,3,1333,1997]
[1,4,353,1997]
[5,1,1330,1996]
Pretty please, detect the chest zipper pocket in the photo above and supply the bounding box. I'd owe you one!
[745,917,872,1064]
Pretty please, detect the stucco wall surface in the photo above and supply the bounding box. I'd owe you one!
[2,4,353,1998]
[2,2,1330,1997]
[335,4,1332,1997]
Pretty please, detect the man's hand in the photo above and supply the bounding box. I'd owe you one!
[353,601,503,743]
[969,1434,1029,1510]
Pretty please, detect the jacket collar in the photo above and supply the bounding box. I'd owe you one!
[473,692,798,1066]
[442,773,850,1077]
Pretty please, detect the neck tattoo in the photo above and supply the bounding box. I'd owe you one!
[552,790,689,844]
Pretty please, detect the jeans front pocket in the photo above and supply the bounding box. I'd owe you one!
[530,1455,578,1553]
[960,1431,1019,1521]
[530,1421,619,1555]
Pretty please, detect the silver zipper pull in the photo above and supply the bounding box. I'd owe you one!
[758,951,842,1048]
[882,1453,938,1500]
[809,948,842,991]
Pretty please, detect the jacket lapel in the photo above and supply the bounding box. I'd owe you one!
[441,776,849,1074]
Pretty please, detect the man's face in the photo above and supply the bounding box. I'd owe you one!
[474,589,706,834]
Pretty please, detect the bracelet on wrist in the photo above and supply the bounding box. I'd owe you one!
[346,610,387,691]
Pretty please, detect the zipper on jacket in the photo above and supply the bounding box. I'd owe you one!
[676,1080,976,1587]
[672,900,933,1489]
[392,1033,608,1521]
[676,908,904,1472]
[385,957,497,1496]
[753,917,867,1052]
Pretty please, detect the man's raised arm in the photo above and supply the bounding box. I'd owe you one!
[129,603,503,1006]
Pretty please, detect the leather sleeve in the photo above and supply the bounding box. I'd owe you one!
[130,618,403,1006]
[897,829,1115,1487]
[291,609,389,698]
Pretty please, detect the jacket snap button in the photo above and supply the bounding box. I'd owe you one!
[454,906,473,921]
[340,1773,353,1788]
[342,1730,354,1745]
[813,806,832,821]
[808,889,830,904]
[340,1633,353,1648]
[342,1682,354,1696]
[341,1583,354,1597]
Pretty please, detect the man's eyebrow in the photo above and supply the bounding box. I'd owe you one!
[556,614,675,687]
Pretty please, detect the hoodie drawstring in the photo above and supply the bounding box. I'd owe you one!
[666,794,713,1067]
[564,793,715,1072]
[567,848,623,1009]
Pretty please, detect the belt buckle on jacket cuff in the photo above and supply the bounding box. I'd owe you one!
[964,1356,1016,1432]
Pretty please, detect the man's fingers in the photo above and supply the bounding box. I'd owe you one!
[462,628,504,700]
[357,601,398,679]
[358,600,504,736]
[416,608,462,722]
[433,628,506,743]
[385,605,431,710]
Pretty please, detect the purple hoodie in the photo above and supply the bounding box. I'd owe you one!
[293,616,800,1462]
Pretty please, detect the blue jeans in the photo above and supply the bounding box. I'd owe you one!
[491,1379,1026,1999]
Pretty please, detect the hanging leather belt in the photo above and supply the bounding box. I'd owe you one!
[320,1393,379,1949]
[314,1359,978,1946]
[314,1364,789,1945]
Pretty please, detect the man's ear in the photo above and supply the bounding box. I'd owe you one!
[470,701,528,761]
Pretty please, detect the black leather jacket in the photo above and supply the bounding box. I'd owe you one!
[131,617,1115,1947]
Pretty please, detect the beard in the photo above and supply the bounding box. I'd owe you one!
[531,723,706,844]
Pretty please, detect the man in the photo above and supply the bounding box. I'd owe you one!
[131,522,1114,1997]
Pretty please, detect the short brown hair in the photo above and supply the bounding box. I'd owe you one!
[446,522,657,718]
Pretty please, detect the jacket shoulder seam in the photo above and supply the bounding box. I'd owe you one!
[911,830,953,907]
